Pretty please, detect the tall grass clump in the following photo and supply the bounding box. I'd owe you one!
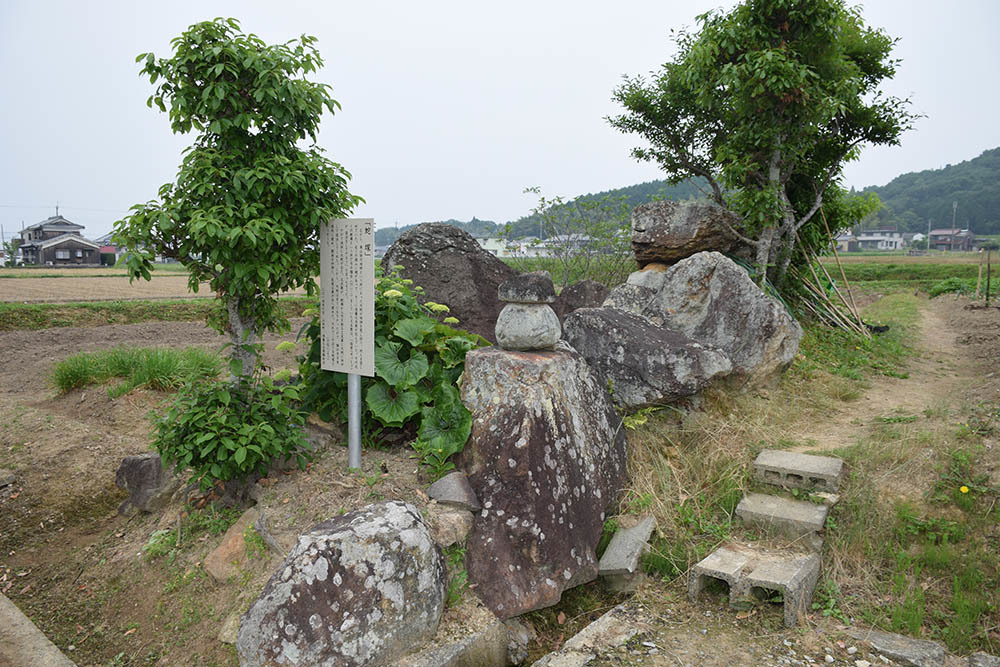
[52,346,221,396]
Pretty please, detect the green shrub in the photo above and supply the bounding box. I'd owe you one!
[153,375,309,490]
[298,266,486,478]
[929,277,974,298]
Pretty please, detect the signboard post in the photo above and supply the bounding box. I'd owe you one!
[319,218,375,470]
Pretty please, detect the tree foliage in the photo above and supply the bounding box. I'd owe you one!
[113,18,361,379]
[610,0,915,287]
[500,188,637,288]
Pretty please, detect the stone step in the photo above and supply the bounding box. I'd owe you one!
[598,515,656,592]
[689,544,821,628]
[752,449,845,493]
[736,493,828,546]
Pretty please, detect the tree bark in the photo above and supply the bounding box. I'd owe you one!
[227,297,258,384]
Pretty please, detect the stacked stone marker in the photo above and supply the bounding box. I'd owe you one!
[494,271,561,351]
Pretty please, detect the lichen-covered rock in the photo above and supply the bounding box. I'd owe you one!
[562,307,732,409]
[643,252,802,385]
[114,452,182,514]
[382,223,517,343]
[551,279,609,323]
[498,271,556,304]
[631,200,748,267]
[625,264,670,291]
[237,501,446,666]
[495,303,561,351]
[458,347,627,619]
[601,283,655,316]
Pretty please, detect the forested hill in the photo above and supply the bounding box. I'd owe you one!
[864,147,1000,234]
[374,148,999,244]
[374,179,707,244]
[502,178,709,238]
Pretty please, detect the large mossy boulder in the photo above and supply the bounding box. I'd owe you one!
[382,223,516,343]
[237,501,445,666]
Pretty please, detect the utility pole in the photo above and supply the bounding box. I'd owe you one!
[927,219,931,252]
[950,200,957,252]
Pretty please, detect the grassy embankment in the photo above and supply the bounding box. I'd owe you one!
[0,297,314,331]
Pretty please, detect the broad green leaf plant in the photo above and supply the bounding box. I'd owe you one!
[298,266,486,478]
[113,18,361,382]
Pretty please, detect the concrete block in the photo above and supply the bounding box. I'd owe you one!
[847,628,947,667]
[0,592,76,666]
[734,552,820,627]
[598,515,655,592]
[753,449,845,492]
[688,545,751,603]
[736,493,827,543]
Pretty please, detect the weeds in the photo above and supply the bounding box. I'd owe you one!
[52,346,221,395]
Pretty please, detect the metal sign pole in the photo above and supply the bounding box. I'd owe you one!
[348,373,362,469]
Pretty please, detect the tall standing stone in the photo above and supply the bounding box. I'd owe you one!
[459,346,627,619]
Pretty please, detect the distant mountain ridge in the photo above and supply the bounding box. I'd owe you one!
[863,147,1000,235]
[376,147,1000,243]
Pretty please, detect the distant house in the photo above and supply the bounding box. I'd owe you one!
[18,215,100,265]
[928,228,975,252]
[855,227,903,251]
[834,233,858,252]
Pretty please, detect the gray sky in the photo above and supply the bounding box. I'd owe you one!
[2,1,997,242]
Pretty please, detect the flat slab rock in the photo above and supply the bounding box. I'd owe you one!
[847,628,948,667]
[532,602,649,666]
[237,501,446,667]
[459,346,627,619]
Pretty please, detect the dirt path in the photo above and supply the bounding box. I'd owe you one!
[787,297,970,455]
[0,276,306,302]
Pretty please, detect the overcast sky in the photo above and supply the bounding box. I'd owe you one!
[1,1,997,242]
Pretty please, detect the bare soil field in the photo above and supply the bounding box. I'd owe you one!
[0,276,306,303]
[0,296,996,665]
[823,252,983,264]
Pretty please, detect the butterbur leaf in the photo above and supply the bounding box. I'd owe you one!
[365,383,421,427]
[392,317,435,347]
[374,342,429,388]
[416,400,473,459]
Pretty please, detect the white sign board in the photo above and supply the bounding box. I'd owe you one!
[320,218,375,376]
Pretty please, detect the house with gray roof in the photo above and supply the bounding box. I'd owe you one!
[18,215,100,265]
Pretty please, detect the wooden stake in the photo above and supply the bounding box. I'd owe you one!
[975,248,984,299]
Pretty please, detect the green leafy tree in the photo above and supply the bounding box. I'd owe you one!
[609,0,915,288]
[2,238,19,267]
[501,188,636,288]
[113,18,361,381]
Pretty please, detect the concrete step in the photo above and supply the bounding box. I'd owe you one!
[689,544,821,628]
[752,449,845,493]
[736,493,828,546]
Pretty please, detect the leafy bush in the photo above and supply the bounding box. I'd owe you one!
[298,266,485,478]
[929,277,974,298]
[153,374,309,490]
[52,345,221,395]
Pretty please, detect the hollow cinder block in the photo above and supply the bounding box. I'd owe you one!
[753,449,845,492]
[733,552,821,627]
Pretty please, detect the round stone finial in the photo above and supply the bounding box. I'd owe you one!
[498,271,556,304]
[495,303,561,351]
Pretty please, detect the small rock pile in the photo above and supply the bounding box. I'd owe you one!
[494,271,561,351]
